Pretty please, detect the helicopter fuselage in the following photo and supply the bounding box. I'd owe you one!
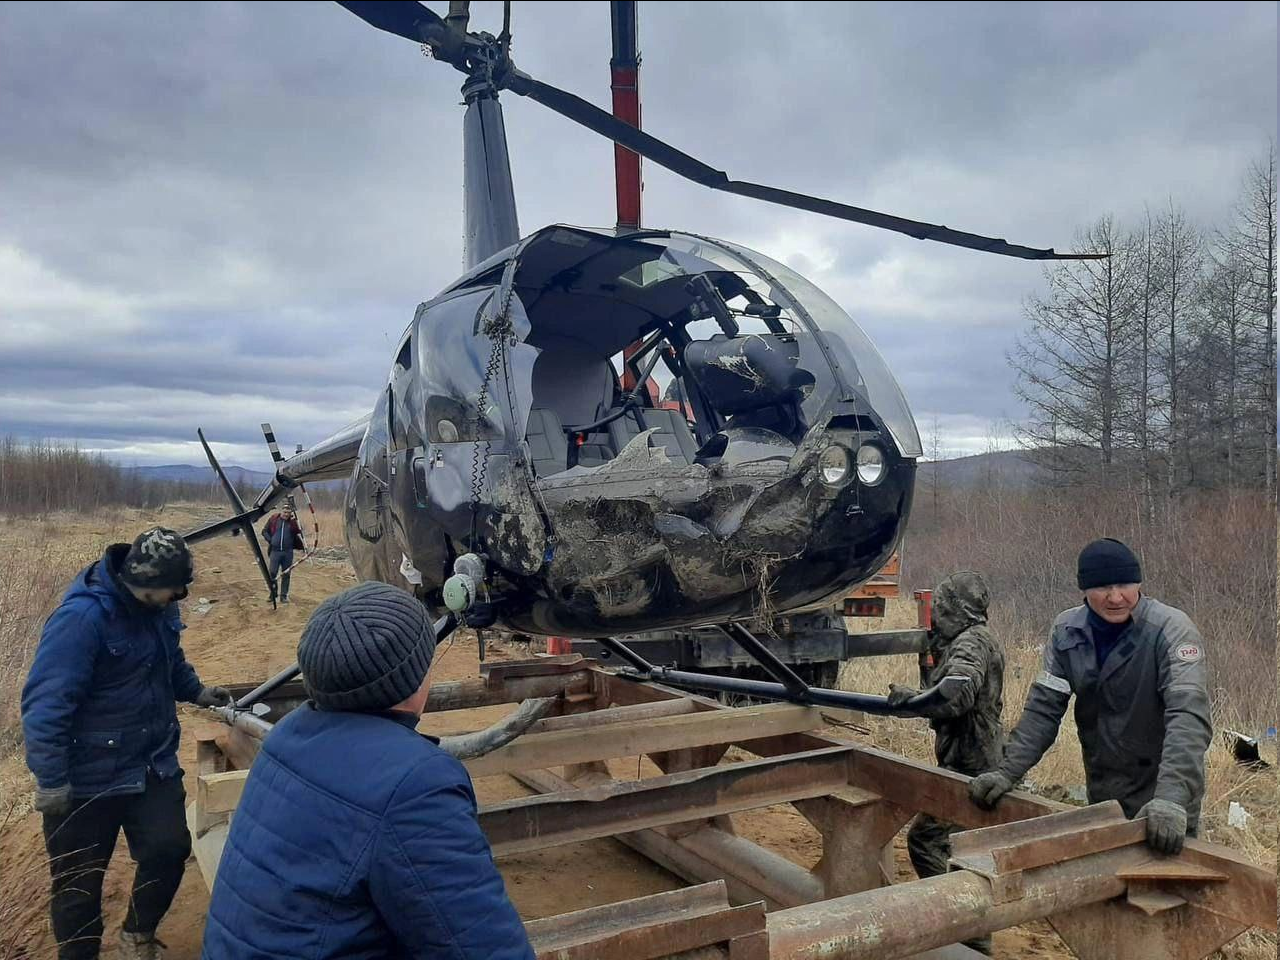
[340,226,919,637]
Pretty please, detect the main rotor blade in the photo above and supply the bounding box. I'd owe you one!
[504,71,1100,260]
[336,0,444,43]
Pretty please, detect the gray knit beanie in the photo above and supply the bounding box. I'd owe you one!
[297,582,436,711]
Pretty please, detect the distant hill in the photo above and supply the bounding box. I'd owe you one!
[916,450,1046,489]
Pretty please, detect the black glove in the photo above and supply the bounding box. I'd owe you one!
[196,685,233,708]
[1137,799,1188,855]
[968,770,1014,810]
[886,684,918,709]
[34,783,73,816]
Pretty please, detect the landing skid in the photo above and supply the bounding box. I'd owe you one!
[596,622,964,716]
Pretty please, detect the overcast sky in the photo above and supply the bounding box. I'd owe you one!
[2,1,1275,468]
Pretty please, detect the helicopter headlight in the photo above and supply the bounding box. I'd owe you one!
[856,443,887,486]
[819,445,852,487]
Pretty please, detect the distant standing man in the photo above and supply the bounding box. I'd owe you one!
[21,527,232,960]
[202,582,534,959]
[261,502,305,604]
[970,539,1212,855]
[887,570,1003,956]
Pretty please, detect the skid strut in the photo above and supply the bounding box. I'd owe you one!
[596,624,964,716]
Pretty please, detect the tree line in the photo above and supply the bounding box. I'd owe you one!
[0,437,257,515]
[1010,147,1277,507]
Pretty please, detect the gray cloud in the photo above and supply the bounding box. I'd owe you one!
[0,1,1274,468]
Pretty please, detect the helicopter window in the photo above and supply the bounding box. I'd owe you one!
[393,336,412,375]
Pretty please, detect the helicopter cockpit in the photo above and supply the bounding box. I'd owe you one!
[443,226,922,481]
[378,224,923,633]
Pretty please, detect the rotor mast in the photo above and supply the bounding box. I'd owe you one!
[612,1,646,393]
[459,2,520,269]
[610,1,642,231]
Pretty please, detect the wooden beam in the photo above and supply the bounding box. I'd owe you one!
[425,671,591,713]
[483,747,852,857]
[199,769,249,816]
[463,703,824,779]
[531,698,698,733]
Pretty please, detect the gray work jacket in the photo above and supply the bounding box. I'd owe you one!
[1000,597,1211,824]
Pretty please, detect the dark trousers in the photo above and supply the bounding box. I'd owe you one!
[268,550,293,600]
[42,771,191,960]
[907,814,993,955]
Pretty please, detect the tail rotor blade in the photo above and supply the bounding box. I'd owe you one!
[197,428,276,602]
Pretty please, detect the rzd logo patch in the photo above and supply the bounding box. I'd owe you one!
[1175,644,1203,663]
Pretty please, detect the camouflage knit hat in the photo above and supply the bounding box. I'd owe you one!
[932,570,990,641]
[119,527,195,590]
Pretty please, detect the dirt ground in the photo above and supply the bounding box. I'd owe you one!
[0,505,1271,960]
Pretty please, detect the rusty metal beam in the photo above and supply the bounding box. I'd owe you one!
[484,747,851,858]
[525,881,766,960]
[767,846,1147,960]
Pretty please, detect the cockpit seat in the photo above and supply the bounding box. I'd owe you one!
[526,407,569,477]
[684,333,813,442]
[607,407,699,464]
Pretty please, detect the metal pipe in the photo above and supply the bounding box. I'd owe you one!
[437,697,558,760]
[619,666,967,716]
[720,622,810,697]
[207,705,274,740]
[235,663,302,709]
[767,847,1139,960]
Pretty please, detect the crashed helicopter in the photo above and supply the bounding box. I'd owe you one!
[187,0,1094,711]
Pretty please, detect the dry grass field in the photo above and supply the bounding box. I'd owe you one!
[0,501,1274,959]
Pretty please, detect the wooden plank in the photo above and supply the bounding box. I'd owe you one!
[463,704,824,779]
[185,801,229,888]
[199,769,250,816]
[425,671,591,713]
[531,698,698,734]
[483,747,852,857]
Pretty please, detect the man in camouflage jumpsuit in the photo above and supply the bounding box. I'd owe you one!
[887,570,1004,956]
[969,539,1212,857]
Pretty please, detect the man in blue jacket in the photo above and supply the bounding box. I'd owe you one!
[201,581,534,960]
[21,527,232,960]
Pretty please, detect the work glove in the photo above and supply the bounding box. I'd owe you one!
[196,685,233,708]
[968,770,1014,810]
[34,783,73,816]
[886,684,918,709]
[1136,799,1188,855]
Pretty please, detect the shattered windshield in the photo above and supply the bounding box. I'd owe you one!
[652,235,922,458]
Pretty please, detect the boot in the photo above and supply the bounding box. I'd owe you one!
[118,931,166,960]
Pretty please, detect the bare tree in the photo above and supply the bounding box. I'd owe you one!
[1009,216,1138,487]
[1153,202,1204,495]
[1226,145,1278,496]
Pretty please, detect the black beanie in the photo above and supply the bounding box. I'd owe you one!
[298,582,437,712]
[1077,538,1142,590]
[119,527,194,589]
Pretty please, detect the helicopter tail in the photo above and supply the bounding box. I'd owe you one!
[187,428,279,606]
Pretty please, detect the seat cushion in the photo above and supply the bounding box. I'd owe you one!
[526,408,568,477]
[606,408,698,464]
